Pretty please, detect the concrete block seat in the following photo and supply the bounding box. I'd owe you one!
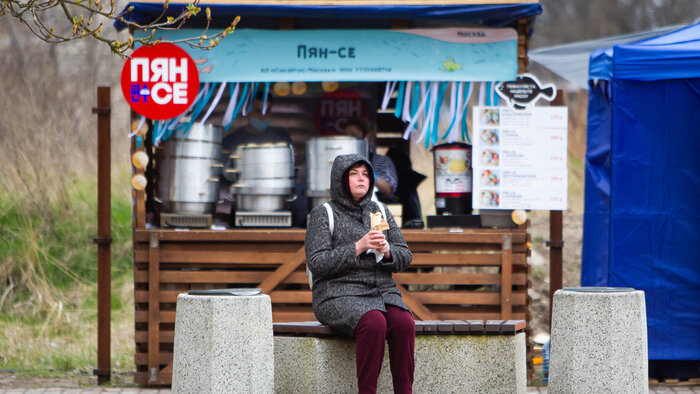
[172,292,274,394]
[549,287,648,394]
[273,320,527,393]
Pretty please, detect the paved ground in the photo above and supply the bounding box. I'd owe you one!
[1,386,700,393]
[2,373,699,393]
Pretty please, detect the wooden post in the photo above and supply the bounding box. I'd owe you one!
[92,86,111,385]
[500,234,513,320]
[548,90,565,329]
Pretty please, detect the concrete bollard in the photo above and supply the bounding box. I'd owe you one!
[549,287,648,394]
[172,292,274,394]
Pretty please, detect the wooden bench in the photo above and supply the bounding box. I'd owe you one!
[273,320,527,393]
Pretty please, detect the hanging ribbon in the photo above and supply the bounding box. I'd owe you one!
[153,83,210,145]
[381,81,397,112]
[410,81,420,122]
[224,82,250,131]
[199,82,227,126]
[428,82,448,147]
[221,82,241,129]
[441,82,458,140]
[419,82,438,148]
[485,82,493,106]
[393,82,405,119]
[261,82,271,115]
[478,82,486,107]
[402,81,429,140]
[241,82,258,117]
[401,81,413,122]
[461,82,474,144]
[492,81,499,106]
[175,82,216,141]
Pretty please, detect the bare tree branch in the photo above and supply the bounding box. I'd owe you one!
[0,0,240,56]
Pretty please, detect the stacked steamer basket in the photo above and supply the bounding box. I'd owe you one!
[156,124,223,228]
[230,142,296,227]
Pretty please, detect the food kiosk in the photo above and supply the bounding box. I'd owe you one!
[114,0,542,385]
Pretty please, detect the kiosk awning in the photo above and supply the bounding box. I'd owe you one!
[116,1,541,31]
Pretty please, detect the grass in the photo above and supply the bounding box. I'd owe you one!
[0,169,136,374]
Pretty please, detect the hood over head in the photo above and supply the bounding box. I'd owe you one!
[330,153,375,212]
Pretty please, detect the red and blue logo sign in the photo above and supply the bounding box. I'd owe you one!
[120,43,199,120]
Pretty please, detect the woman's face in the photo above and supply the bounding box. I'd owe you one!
[348,164,370,200]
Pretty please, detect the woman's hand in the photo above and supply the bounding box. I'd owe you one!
[355,230,386,256]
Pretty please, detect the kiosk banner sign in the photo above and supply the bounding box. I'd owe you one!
[136,28,517,82]
[472,106,568,210]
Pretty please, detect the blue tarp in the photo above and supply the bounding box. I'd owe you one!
[115,3,541,31]
[583,23,700,360]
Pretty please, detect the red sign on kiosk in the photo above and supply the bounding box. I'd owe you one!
[120,43,199,120]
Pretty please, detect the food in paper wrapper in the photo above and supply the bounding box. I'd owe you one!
[370,212,389,231]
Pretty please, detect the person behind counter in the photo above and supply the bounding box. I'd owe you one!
[344,117,398,200]
[305,153,415,394]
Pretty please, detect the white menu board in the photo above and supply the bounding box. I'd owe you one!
[472,106,568,210]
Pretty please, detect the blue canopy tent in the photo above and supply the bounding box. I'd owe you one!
[583,23,700,361]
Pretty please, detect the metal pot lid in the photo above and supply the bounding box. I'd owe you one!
[307,136,363,142]
[241,142,290,149]
[233,178,295,188]
[232,186,294,195]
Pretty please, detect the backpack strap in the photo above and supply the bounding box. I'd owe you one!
[308,202,334,289]
[323,202,334,236]
[377,202,386,223]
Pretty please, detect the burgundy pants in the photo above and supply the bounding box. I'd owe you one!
[355,306,415,394]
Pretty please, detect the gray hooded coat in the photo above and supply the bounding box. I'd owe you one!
[305,154,413,336]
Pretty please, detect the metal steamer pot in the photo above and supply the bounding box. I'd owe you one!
[230,142,295,212]
[156,124,223,214]
[305,136,368,207]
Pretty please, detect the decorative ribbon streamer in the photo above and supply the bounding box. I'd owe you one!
[224,82,250,131]
[199,82,227,126]
[492,81,499,106]
[410,81,420,122]
[402,81,429,140]
[261,82,271,115]
[401,81,413,122]
[176,82,216,140]
[461,82,474,143]
[485,81,492,106]
[393,82,405,119]
[241,82,258,117]
[441,82,458,141]
[478,82,486,107]
[221,82,241,129]
[429,82,448,147]
[418,82,438,148]
[381,81,397,112]
[153,83,209,145]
